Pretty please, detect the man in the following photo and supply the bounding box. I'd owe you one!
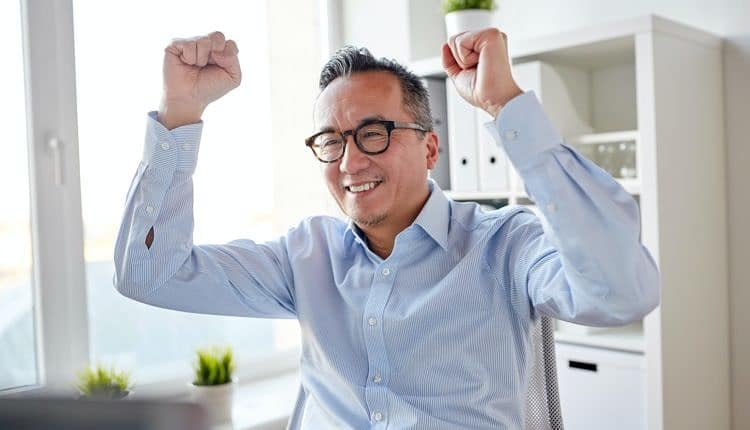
[114,29,660,428]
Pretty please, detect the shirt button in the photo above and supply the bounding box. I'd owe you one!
[145,205,154,214]
[181,144,189,150]
[504,130,519,141]
[546,202,557,213]
[372,374,382,384]
[160,142,170,150]
[372,411,384,422]
[381,268,391,276]
[367,317,378,326]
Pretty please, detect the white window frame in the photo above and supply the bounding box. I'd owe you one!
[7,0,339,395]
[21,0,89,391]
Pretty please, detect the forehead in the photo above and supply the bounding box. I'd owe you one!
[314,71,406,129]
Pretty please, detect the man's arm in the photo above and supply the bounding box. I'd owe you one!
[442,29,660,325]
[493,93,659,325]
[113,113,296,318]
[113,32,296,318]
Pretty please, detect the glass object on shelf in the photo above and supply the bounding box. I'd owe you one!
[568,136,637,180]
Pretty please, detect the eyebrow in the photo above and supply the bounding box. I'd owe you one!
[316,115,387,134]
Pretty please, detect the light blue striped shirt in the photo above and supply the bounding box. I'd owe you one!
[114,92,660,429]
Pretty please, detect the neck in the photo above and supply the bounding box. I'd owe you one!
[357,184,431,259]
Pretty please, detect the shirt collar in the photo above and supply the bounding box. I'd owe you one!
[343,179,450,251]
[413,179,450,251]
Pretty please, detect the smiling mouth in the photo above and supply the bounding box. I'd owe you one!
[345,180,383,193]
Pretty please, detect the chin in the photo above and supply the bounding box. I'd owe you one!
[350,211,388,227]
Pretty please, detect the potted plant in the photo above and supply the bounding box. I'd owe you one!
[76,364,132,400]
[189,346,236,425]
[442,0,496,36]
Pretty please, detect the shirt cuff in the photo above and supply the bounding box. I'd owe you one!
[483,91,562,172]
[143,111,204,175]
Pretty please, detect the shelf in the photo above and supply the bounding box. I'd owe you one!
[511,176,639,202]
[554,324,645,354]
[446,190,512,201]
[447,177,638,205]
[510,15,721,61]
[565,130,638,145]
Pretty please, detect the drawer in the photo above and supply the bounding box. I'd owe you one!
[555,342,647,430]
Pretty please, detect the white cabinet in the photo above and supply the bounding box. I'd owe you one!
[556,343,647,430]
[410,15,730,430]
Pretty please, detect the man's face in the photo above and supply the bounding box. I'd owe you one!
[313,71,438,230]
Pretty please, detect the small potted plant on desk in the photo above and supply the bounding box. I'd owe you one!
[76,364,133,400]
[443,0,497,36]
[190,346,236,426]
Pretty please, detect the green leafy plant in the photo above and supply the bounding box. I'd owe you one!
[76,365,132,400]
[193,346,235,386]
[442,0,496,14]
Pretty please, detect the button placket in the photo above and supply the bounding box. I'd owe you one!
[361,262,398,426]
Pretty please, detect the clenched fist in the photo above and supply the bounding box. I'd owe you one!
[158,31,241,129]
[441,28,522,118]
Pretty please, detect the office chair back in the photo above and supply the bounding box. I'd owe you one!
[524,315,564,430]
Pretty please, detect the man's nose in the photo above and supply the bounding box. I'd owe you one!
[339,135,370,174]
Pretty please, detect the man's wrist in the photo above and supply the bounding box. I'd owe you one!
[484,84,524,118]
[158,100,204,130]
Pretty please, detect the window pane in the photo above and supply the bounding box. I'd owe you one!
[73,0,299,383]
[0,1,38,390]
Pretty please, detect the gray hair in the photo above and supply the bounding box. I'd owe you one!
[318,46,433,131]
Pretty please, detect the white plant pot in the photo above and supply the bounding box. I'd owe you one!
[189,380,236,426]
[445,10,493,37]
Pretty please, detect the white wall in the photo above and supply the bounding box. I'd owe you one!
[724,35,750,430]
[341,2,749,429]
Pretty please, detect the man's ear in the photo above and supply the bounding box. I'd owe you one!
[425,131,439,170]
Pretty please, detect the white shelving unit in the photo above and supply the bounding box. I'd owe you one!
[411,15,729,430]
[553,322,646,354]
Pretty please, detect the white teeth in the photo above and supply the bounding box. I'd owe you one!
[348,181,379,193]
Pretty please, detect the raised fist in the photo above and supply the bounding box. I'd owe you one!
[158,31,241,129]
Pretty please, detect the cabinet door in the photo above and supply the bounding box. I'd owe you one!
[555,343,647,430]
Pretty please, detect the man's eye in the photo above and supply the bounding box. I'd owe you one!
[322,139,342,147]
[363,131,385,138]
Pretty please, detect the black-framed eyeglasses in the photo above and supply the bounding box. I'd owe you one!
[305,119,428,163]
